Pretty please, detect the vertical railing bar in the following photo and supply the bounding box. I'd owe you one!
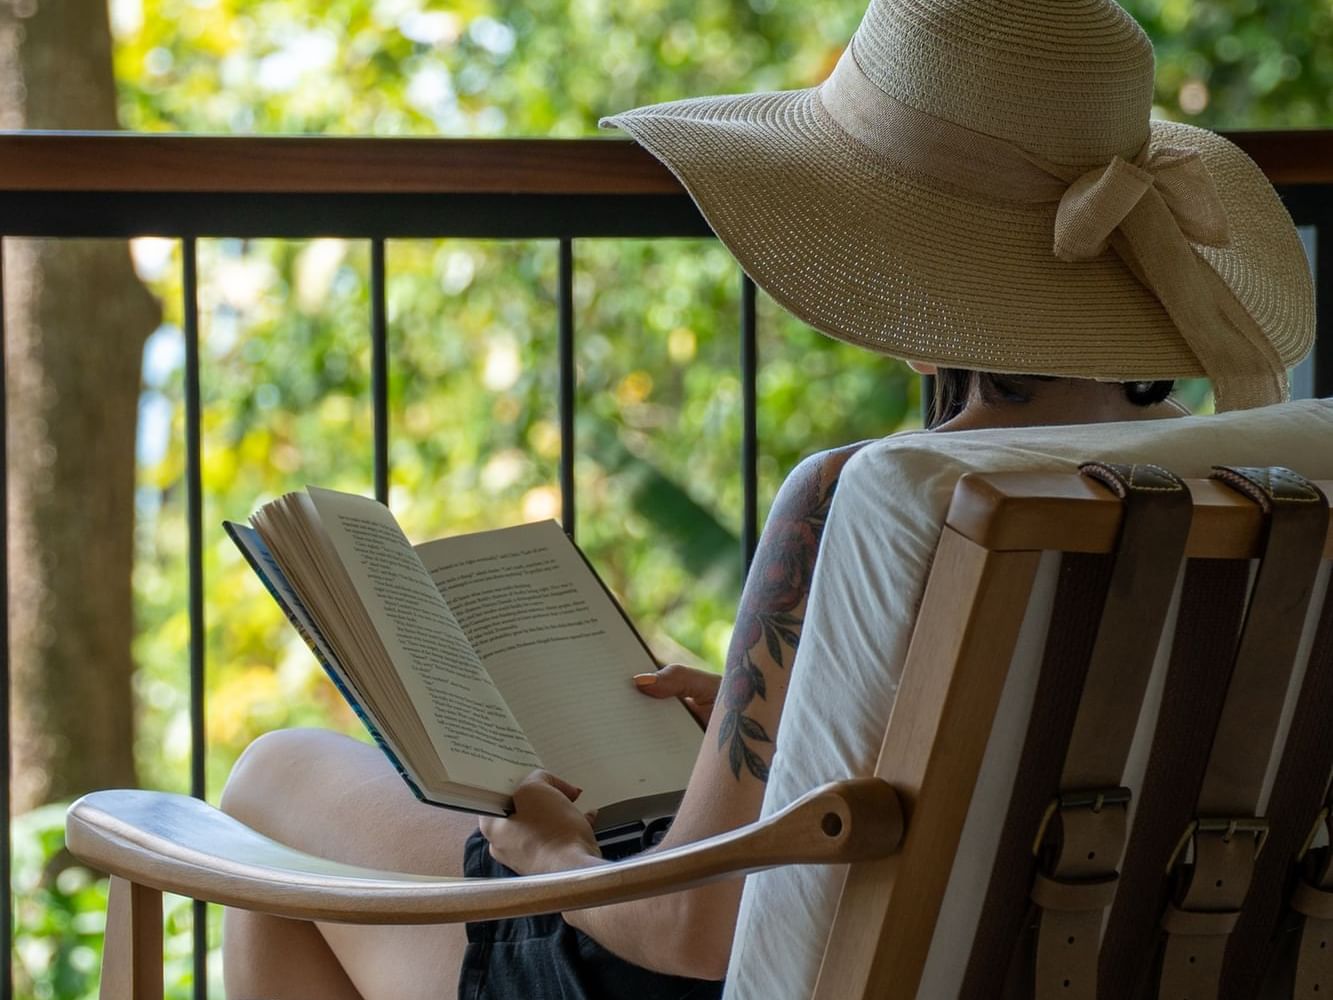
[741,274,758,576]
[558,238,576,541]
[182,237,208,1000]
[371,238,389,505]
[1315,222,1332,399]
[0,240,13,1000]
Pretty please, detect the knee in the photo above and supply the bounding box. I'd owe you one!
[220,728,350,834]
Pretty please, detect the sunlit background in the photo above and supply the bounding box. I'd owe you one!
[10,0,1331,994]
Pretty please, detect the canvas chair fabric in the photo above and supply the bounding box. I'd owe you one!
[723,398,1333,1000]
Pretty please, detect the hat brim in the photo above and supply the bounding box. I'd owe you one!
[603,88,1313,381]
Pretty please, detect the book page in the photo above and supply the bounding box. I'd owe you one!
[418,520,702,814]
[306,488,539,794]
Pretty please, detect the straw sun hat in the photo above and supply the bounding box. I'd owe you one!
[602,0,1314,412]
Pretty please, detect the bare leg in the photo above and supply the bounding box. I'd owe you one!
[222,909,362,1000]
[220,729,478,1000]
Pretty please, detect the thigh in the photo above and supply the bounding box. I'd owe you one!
[317,921,463,1000]
[222,729,477,1000]
[223,908,364,1000]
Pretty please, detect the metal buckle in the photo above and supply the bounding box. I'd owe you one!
[1297,806,1331,864]
[1032,786,1132,857]
[1166,816,1271,874]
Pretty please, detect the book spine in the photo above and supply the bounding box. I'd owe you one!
[294,632,429,805]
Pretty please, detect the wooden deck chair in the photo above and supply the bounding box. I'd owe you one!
[66,400,1333,999]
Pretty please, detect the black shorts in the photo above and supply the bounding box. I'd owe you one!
[458,830,725,1000]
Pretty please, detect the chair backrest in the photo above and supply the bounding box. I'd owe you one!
[722,399,1333,1000]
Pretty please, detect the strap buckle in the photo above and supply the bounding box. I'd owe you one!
[1297,806,1331,863]
[1166,816,1270,874]
[1032,786,1132,857]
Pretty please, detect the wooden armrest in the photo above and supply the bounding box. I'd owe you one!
[66,777,902,924]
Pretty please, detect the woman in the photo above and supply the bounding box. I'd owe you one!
[219,0,1313,996]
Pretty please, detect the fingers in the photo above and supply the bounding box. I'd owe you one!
[633,663,720,703]
[513,769,582,804]
[681,698,712,728]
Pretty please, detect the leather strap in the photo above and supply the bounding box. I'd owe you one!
[960,553,1115,1000]
[1159,824,1257,996]
[1030,463,1192,1000]
[1099,559,1251,998]
[1294,810,1333,999]
[1158,466,1328,1000]
[1198,468,1327,813]
[1032,871,1120,912]
[1289,583,1333,1000]
[1060,464,1193,788]
[1221,552,1333,998]
[1162,904,1241,936]
[1293,861,1333,922]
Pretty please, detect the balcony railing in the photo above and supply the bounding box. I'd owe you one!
[0,129,1330,1000]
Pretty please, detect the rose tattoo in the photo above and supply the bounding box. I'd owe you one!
[718,462,838,781]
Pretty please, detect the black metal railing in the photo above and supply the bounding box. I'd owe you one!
[0,129,1330,1000]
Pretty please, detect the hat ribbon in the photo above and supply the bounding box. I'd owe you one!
[819,45,1288,411]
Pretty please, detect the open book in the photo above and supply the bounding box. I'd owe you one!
[225,487,703,831]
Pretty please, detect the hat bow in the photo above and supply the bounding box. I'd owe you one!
[1054,148,1232,263]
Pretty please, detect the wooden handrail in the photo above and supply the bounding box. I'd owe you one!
[1226,129,1333,185]
[67,778,904,923]
[0,129,1330,195]
[0,133,681,195]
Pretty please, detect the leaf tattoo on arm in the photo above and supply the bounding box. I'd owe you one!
[718,459,840,781]
[718,660,771,781]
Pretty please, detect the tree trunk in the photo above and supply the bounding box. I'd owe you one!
[1,0,159,809]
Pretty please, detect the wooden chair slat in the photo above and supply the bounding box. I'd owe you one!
[100,877,163,1000]
[813,529,1042,999]
[947,474,1333,559]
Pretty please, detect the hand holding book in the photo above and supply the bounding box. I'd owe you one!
[634,664,720,727]
[478,769,603,875]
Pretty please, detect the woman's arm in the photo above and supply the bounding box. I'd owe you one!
[485,441,867,979]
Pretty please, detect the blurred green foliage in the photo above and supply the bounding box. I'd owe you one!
[15,0,1328,995]
[14,806,218,999]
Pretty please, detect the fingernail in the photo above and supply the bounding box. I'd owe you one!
[633,674,658,688]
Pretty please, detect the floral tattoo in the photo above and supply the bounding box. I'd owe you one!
[718,462,839,781]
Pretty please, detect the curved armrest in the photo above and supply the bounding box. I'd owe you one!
[67,777,902,925]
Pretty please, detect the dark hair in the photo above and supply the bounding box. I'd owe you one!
[929,369,1174,428]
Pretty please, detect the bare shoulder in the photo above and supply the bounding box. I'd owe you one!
[769,441,874,523]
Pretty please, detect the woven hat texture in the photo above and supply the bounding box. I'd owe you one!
[602,0,1314,407]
